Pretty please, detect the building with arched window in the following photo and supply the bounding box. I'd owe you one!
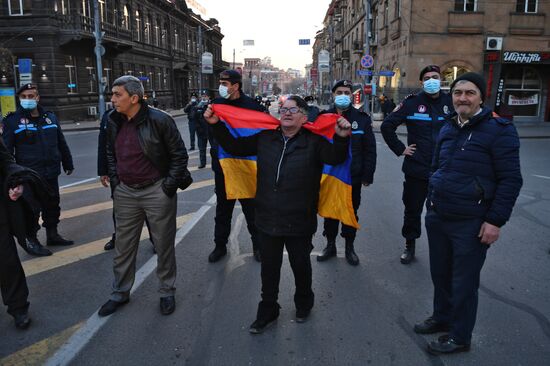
[316,0,549,123]
[0,0,225,120]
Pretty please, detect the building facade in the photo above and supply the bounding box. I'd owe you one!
[315,0,550,123]
[0,0,225,121]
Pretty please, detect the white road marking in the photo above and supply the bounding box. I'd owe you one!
[60,177,98,190]
[45,194,217,366]
[533,174,550,180]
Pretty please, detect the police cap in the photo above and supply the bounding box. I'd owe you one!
[16,83,38,95]
[419,65,441,80]
[332,80,353,93]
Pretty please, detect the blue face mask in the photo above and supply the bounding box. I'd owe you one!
[218,85,231,99]
[334,94,351,109]
[423,78,441,94]
[20,99,37,110]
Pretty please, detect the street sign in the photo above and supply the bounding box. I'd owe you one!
[379,70,395,77]
[95,45,106,57]
[360,54,374,68]
[18,59,32,74]
[298,39,310,45]
[310,67,318,78]
[201,52,213,74]
[356,70,372,76]
[318,50,330,72]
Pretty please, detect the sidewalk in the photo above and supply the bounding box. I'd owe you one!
[60,108,187,132]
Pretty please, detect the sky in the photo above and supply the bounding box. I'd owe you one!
[189,0,332,72]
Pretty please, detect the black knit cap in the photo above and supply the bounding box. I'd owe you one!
[450,72,487,101]
[419,65,441,80]
[219,69,242,83]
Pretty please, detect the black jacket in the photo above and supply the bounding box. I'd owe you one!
[211,122,349,236]
[97,110,112,176]
[381,91,453,180]
[2,106,74,179]
[106,103,191,197]
[428,107,522,227]
[322,106,377,184]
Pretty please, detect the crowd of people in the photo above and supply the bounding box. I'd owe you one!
[0,66,522,355]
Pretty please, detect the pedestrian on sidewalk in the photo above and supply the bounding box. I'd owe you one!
[207,70,267,263]
[2,83,74,255]
[184,93,199,150]
[98,75,191,317]
[380,65,453,264]
[204,95,351,333]
[316,80,377,266]
[193,92,210,169]
[415,72,522,354]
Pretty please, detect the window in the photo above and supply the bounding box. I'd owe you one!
[395,0,401,18]
[135,11,141,41]
[154,22,160,46]
[455,0,476,11]
[516,0,537,13]
[104,67,112,88]
[122,6,129,30]
[9,0,31,15]
[442,66,470,89]
[81,0,91,17]
[503,66,541,117]
[87,66,97,93]
[54,0,70,14]
[65,56,77,94]
[99,0,106,22]
[145,17,151,44]
[174,29,179,50]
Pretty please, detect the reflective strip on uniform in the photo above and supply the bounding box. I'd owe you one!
[406,116,432,121]
[14,127,38,134]
[42,125,58,129]
[351,130,365,134]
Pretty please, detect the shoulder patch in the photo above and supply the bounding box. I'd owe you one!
[404,93,417,100]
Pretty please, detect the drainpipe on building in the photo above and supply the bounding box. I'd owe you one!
[363,0,372,114]
[93,0,106,119]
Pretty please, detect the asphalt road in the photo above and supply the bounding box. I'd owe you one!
[1,113,549,366]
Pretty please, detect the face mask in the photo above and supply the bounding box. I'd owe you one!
[307,102,314,106]
[201,98,208,102]
[218,85,231,99]
[191,98,197,103]
[334,94,351,109]
[20,99,37,110]
[423,78,441,94]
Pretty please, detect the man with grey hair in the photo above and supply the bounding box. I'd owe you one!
[98,75,191,317]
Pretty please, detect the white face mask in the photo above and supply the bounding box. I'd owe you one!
[218,85,231,99]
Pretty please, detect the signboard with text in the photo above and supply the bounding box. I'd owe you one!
[503,51,550,64]
[318,50,330,72]
[201,52,213,74]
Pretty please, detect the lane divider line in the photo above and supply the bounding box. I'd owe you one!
[45,194,216,366]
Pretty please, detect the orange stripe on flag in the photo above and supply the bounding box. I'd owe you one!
[220,158,258,199]
[318,174,359,229]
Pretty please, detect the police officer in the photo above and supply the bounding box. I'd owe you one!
[381,65,453,264]
[184,93,199,150]
[208,70,267,263]
[304,95,319,122]
[2,83,74,249]
[316,80,377,265]
[193,92,210,169]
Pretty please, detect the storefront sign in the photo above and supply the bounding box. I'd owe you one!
[495,79,504,107]
[503,52,550,64]
[508,93,539,106]
[0,88,16,118]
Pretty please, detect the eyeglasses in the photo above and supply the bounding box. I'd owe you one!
[280,107,303,114]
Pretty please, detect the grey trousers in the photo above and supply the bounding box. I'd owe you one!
[111,180,177,302]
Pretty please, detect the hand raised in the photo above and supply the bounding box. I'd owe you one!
[203,105,220,125]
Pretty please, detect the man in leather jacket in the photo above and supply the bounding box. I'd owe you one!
[98,75,191,317]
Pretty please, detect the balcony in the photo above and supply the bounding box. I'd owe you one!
[352,41,363,54]
[390,18,401,40]
[448,11,484,34]
[342,50,350,60]
[509,13,546,35]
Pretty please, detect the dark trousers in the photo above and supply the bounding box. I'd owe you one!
[323,182,362,241]
[401,175,429,241]
[188,118,196,148]
[197,134,208,166]
[25,177,61,233]
[257,230,314,314]
[213,167,258,250]
[0,221,29,316]
[425,209,488,345]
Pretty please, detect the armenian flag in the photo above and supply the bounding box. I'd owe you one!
[212,103,359,229]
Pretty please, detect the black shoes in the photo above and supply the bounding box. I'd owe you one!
[414,316,450,334]
[46,227,74,246]
[317,239,336,262]
[20,237,52,257]
[295,308,311,323]
[250,302,280,334]
[344,240,359,266]
[208,246,227,263]
[98,299,129,317]
[198,164,206,169]
[104,238,115,251]
[400,240,415,264]
[160,296,176,315]
[14,312,31,330]
[253,249,261,262]
[428,336,470,355]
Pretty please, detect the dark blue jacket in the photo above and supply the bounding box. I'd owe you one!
[381,91,453,180]
[2,106,73,179]
[97,110,112,176]
[322,106,377,184]
[428,107,523,227]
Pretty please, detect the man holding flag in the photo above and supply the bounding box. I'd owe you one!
[203,95,351,334]
[208,70,266,263]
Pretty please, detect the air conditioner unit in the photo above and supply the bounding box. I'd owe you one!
[88,106,97,116]
[486,37,503,51]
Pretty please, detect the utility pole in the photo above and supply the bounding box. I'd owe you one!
[198,25,202,94]
[93,0,106,118]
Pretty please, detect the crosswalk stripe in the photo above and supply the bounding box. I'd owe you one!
[58,179,214,221]
[0,322,84,366]
[23,214,193,277]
